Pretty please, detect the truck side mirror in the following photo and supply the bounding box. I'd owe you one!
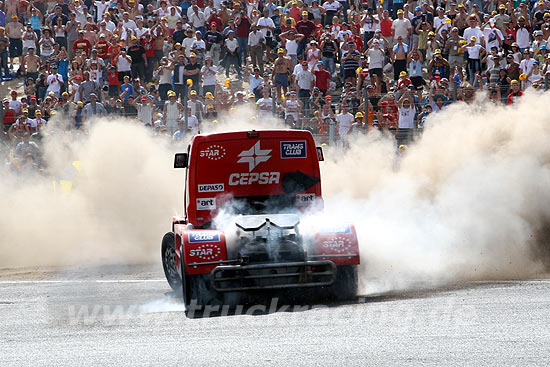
[174,153,188,168]
[316,147,324,161]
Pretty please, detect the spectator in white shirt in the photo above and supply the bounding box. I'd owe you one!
[295,60,316,111]
[463,16,484,46]
[248,25,265,73]
[46,65,64,97]
[336,103,354,142]
[188,5,206,36]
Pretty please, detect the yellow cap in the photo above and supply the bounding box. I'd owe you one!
[355,112,364,118]
[175,42,181,47]
[434,48,441,54]
[499,4,505,9]
[35,110,41,115]
[131,36,137,40]
[399,144,407,151]
[77,101,84,106]
[428,31,435,36]
[22,109,28,113]
[399,71,407,77]
[470,36,476,41]
[302,11,308,15]
[190,52,196,57]
[397,9,403,14]
[62,92,69,97]
[167,90,176,96]
[249,93,255,98]
[12,15,18,19]
[458,3,464,7]
[519,73,527,80]
[277,48,284,53]
[510,79,519,84]
[205,92,214,99]
[50,110,56,116]
[190,90,197,95]
[48,91,56,96]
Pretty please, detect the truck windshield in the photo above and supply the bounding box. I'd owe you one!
[231,194,299,215]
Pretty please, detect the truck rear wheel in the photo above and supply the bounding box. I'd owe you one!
[328,265,358,301]
[161,232,181,291]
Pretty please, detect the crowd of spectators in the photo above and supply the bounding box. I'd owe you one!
[1,0,550,169]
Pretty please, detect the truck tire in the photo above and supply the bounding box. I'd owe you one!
[328,265,358,301]
[185,274,224,309]
[161,232,181,291]
[175,243,228,311]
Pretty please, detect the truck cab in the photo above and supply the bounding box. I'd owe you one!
[175,129,324,228]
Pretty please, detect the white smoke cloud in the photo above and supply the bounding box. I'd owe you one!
[319,90,550,293]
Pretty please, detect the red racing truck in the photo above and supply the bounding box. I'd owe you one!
[161,130,360,308]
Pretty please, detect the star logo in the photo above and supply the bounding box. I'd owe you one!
[237,141,272,172]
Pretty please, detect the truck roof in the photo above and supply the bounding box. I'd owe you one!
[185,130,322,226]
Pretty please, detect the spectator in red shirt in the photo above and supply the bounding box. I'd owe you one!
[377,93,399,128]
[397,71,412,89]
[379,9,393,45]
[207,8,223,32]
[96,34,111,64]
[72,31,92,58]
[314,61,331,94]
[289,2,302,23]
[109,36,123,66]
[2,98,16,132]
[351,26,364,52]
[235,8,251,66]
[506,79,523,105]
[296,11,316,57]
[107,65,120,98]
[141,33,155,82]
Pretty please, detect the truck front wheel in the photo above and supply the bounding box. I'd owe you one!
[328,265,358,301]
[161,232,182,291]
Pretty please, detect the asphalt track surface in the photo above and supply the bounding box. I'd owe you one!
[1,264,549,366]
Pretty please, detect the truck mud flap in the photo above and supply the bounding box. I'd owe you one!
[210,260,337,292]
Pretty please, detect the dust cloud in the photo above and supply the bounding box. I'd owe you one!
[1,95,549,296]
[0,118,178,267]
[0,108,279,268]
[318,90,550,293]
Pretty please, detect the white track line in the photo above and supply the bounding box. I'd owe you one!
[0,279,165,284]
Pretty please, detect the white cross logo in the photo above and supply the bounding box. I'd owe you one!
[237,141,272,172]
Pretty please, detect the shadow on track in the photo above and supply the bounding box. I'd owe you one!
[163,280,524,319]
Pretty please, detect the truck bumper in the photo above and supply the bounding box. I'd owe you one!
[210,260,337,292]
